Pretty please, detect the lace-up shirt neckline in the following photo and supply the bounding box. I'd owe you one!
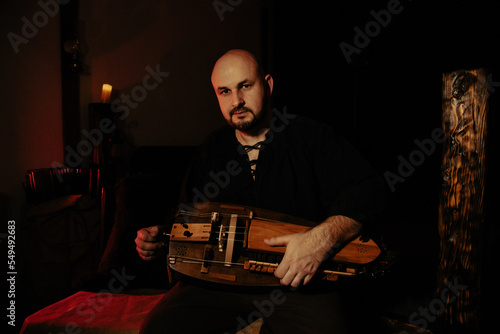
[235,129,268,180]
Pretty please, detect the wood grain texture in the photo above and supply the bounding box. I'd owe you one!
[247,220,381,264]
[439,69,488,331]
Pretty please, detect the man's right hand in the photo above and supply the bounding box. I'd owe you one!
[135,225,164,261]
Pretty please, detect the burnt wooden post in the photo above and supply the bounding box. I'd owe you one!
[439,69,488,332]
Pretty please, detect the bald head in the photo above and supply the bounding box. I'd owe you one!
[210,49,273,134]
[211,49,265,87]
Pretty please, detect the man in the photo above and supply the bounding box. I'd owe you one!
[136,49,386,333]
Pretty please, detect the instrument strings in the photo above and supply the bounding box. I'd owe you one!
[176,211,287,225]
[173,211,289,244]
[170,255,245,267]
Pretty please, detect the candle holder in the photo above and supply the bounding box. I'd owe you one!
[88,103,116,166]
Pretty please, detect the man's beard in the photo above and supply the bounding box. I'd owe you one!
[229,106,261,132]
[228,94,269,132]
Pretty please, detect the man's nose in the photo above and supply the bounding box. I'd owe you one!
[231,92,244,108]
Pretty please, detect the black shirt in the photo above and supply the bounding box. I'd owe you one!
[181,114,386,226]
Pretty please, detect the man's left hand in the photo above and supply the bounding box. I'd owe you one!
[264,216,361,288]
[264,229,332,287]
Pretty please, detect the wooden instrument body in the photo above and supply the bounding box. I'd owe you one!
[168,203,386,286]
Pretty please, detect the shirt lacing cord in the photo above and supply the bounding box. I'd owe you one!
[242,141,265,179]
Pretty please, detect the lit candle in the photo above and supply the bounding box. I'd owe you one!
[101,84,112,103]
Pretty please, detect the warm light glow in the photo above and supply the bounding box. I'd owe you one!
[101,84,112,103]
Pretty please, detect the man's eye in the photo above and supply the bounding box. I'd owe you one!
[242,84,251,89]
[220,89,230,95]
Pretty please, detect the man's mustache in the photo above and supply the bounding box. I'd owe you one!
[230,107,254,116]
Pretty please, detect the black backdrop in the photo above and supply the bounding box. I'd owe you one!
[269,0,499,329]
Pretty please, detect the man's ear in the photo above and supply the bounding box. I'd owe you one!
[264,74,274,96]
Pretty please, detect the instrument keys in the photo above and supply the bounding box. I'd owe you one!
[245,260,279,274]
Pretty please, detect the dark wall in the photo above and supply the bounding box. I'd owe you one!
[78,0,266,148]
[2,0,498,330]
[0,0,64,222]
[269,0,499,324]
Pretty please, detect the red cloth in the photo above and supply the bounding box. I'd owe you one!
[20,291,165,334]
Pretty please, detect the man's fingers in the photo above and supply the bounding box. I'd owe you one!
[135,225,165,261]
[137,226,161,242]
[278,269,307,287]
[274,258,289,280]
[275,258,318,287]
[302,274,313,286]
[135,238,163,251]
[290,275,303,288]
[149,225,161,238]
[136,247,155,260]
[264,234,291,247]
[281,271,313,288]
[136,245,160,260]
[136,229,154,243]
[136,240,163,258]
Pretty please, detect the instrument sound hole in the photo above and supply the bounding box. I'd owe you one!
[356,245,368,254]
[177,245,188,256]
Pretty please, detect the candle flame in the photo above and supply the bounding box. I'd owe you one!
[101,84,112,103]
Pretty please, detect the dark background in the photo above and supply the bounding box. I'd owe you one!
[272,1,498,324]
[1,0,499,332]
